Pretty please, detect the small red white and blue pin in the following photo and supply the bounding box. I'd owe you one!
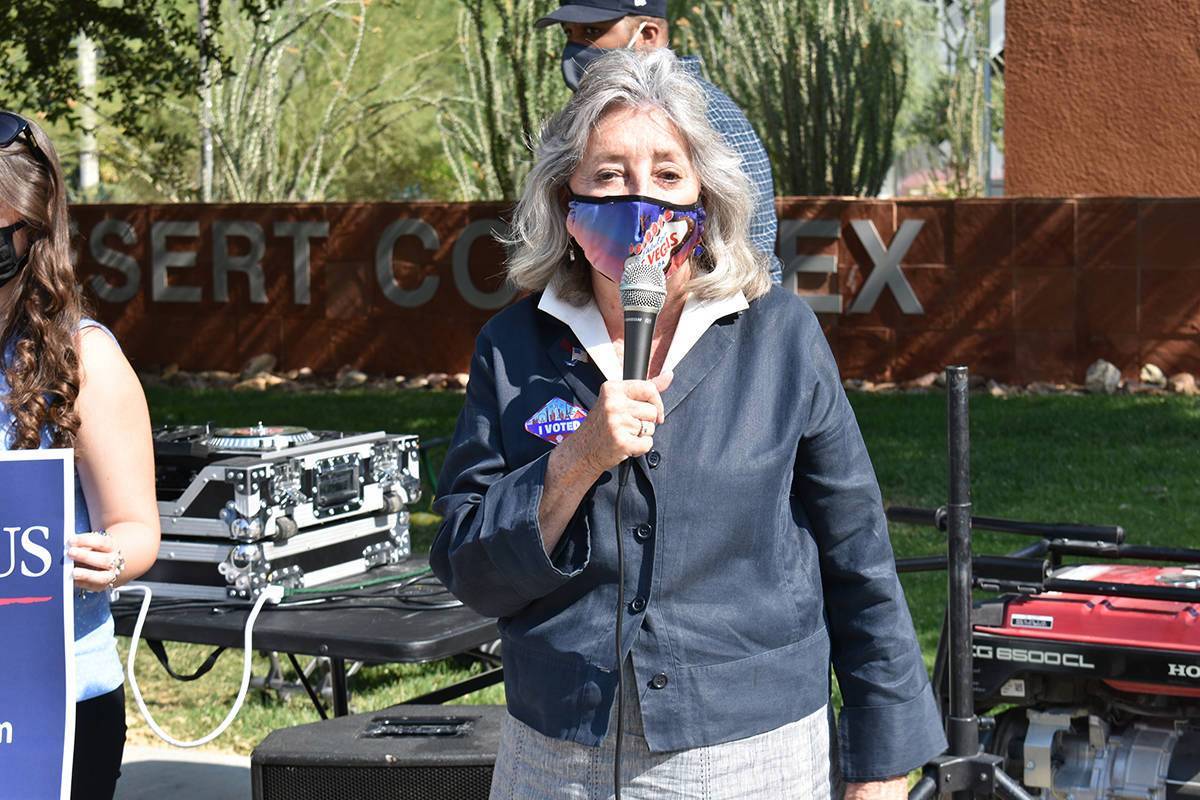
[568,345,589,366]
[560,336,589,367]
[525,397,588,445]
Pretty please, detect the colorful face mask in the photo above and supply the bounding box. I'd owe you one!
[566,194,705,284]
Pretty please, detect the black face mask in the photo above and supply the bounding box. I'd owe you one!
[0,220,29,288]
[560,21,648,92]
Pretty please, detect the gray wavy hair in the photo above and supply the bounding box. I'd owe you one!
[502,48,771,305]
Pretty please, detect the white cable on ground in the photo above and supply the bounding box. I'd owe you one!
[117,583,283,748]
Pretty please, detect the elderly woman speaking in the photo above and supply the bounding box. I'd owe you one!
[431,49,946,799]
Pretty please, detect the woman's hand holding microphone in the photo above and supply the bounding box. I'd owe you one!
[537,372,673,553]
[560,372,672,475]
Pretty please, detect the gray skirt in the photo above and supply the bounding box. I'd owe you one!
[489,659,843,800]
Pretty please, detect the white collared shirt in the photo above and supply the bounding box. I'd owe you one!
[537,280,749,384]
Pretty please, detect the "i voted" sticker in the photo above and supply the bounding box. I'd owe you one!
[525,398,587,445]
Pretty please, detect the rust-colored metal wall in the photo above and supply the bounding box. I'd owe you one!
[74,203,512,376]
[797,197,1200,382]
[72,199,1200,383]
[1006,0,1200,196]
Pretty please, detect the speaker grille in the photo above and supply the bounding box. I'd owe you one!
[259,764,493,800]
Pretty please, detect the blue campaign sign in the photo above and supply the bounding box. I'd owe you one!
[0,450,75,800]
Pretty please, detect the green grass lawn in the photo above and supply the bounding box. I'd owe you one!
[126,387,1200,753]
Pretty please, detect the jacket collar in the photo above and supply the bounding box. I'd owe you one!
[537,280,746,417]
[538,282,622,383]
[663,290,748,376]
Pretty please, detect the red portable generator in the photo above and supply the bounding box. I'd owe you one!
[972,564,1200,799]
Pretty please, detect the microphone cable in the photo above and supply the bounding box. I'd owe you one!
[613,227,667,800]
[613,459,633,800]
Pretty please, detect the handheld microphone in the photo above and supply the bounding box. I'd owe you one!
[612,229,668,800]
[618,242,668,381]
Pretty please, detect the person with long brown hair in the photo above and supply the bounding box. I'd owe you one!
[0,111,159,799]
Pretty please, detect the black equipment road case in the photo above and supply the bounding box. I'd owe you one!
[146,423,421,600]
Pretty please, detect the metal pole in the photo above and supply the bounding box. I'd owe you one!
[198,0,214,202]
[980,0,993,195]
[330,657,350,717]
[285,652,328,720]
[945,366,978,798]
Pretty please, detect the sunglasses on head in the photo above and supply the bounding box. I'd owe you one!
[0,111,47,163]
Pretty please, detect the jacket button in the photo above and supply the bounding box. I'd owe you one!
[629,596,647,613]
[650,673,669,690]
[646,450,662,468]
[634,523,653,542]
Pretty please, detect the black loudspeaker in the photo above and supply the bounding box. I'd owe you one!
[251,704,505,800]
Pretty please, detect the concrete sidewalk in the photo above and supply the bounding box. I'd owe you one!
[116,745,251,800]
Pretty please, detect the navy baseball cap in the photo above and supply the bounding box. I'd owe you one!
[534,0,668,28]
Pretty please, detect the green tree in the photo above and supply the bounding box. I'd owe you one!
[0,2,290,137]
[2,0,447,202]
[678,0,911,197]
[0,1,210,200]
[200,0,435,201]
[438,0,569,201]
[1,1,195,136]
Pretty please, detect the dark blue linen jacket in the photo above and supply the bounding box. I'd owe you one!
[431,286,947,781]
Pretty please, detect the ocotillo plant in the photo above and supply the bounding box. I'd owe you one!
[439,0,570,200]
[679,0,910,197]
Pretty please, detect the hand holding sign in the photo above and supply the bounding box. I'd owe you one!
[68,532,125,592]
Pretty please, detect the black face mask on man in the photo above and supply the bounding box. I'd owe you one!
[0,220,29,288]
[560,21,647,92]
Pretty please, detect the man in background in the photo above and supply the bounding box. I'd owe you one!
[536,0,784,284]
